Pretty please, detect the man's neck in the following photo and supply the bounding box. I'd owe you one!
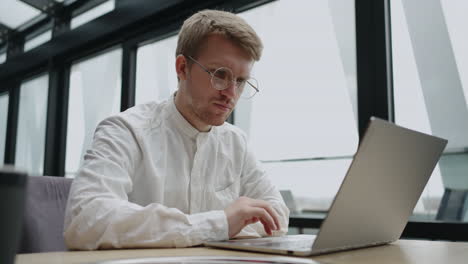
[174,92,212,132]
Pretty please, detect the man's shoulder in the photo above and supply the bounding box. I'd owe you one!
[99,100,168,131]
[123,100,166,119]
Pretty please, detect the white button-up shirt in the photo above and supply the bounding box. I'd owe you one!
[64,95,289,250]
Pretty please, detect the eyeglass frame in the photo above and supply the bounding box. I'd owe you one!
[185,55,259,98]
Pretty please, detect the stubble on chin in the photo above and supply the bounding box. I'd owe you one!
[198,108,232,127]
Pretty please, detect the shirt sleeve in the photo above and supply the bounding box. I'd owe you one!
[63,116,229,250]
[236,139,290,238]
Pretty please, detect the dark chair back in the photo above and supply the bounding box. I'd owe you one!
[18,176,73,253]
[0,167,27,264]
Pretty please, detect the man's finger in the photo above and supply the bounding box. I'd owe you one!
[250,200,280,230]
[260,219,272,235]
[251,207,277,231]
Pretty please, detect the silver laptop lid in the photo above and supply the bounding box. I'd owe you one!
[311,117,447,254]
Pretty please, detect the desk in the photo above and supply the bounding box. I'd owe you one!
[16,239,468,264]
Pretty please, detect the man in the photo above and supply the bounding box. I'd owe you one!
[64,9,289,250]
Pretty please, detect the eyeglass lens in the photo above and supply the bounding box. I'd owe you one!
[211,67,257,99]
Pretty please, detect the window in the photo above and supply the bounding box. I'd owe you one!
[0,0,41,28]
[135,35,178,105]
[237,1,359,211]
[0,52,6,64]
[71,0,115,29]
[65,48,122,177]
[0,45,7,64]
[15,74,49,175]
[391,0,468,221]
[0,92,8,164]
[24,29,52,52]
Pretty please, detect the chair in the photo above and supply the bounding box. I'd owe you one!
[436,153,468,221]
[17,176,73,253]
[436,188,468,221]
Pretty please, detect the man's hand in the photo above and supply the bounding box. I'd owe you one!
[224,196,281,238]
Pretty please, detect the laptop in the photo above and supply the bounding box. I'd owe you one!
[205,117,448,256]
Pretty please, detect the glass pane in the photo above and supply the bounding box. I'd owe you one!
[0,52,5,64]
[15,74,49,175]
[0,0,41,28]
[71,0,115,29]
[0,92,9,165]
[24,29,52,52]
[237,1,358,211]
[391,0,468,221]
[66,48,122,177]
[265,159,353,211]
[135,35,178,105]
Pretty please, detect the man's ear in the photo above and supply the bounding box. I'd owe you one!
[176,55,188,81]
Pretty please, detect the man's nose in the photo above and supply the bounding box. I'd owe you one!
[220,81,237,99]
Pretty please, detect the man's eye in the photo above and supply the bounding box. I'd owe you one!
[214,70,230,79]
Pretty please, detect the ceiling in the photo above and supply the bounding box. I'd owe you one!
[0,0,69,30]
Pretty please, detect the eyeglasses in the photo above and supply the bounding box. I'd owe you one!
[186,55,259,99]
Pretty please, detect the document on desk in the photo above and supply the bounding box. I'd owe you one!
[89,256,320,264]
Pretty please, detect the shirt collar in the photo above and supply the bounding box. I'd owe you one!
[168,93,210,139]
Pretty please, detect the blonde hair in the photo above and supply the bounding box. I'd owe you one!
[176,9,263,61]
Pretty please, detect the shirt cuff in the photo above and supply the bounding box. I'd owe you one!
[186,210,229,245]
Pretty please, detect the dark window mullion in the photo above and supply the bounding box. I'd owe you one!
[43,62,70,177]
[121,42,137,111]
[4,83,20,165]
[4,32,24,165]
[355,0,394,139]
[43,11,71,176]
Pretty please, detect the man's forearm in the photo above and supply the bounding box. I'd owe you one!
[64,197,229,249]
